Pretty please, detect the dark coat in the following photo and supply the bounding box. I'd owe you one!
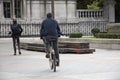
[11,24,23,37]
[40,18,62,39]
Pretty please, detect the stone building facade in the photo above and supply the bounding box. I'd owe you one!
[0,0,76,22]
[0,0,116,37]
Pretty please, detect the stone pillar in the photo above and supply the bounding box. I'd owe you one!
[0,0,4,20]
[67,0,76,22]
[46,1,51,15]
[65,0,68,22]
[11,0,15,19]
[51,0,55,18]
[103,0,116,23]
[26,0,32,21]
[30,0,32,20]
[23,0,27,20]
[22,0,27,20]
[44,0,47,18]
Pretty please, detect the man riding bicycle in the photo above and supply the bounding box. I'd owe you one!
[40,13,62,66]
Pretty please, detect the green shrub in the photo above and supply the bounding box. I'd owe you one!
[91,27,100,36]
[95,33,120,39]
[69,32,83,38]
[99,31,107,33]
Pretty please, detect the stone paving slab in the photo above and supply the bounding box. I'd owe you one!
[0,38,120,80]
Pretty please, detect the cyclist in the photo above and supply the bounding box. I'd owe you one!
[40,13,62,66]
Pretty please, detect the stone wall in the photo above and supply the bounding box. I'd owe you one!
[26,0,76,22]
[0,0,76,22]
[107,23,120,33]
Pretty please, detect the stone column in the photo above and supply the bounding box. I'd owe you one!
[65,0,68,22]
[0,0,4,19]
[103,0,116,23]
[51,0,55,18]
[26,0,32,21]
[44,0,47,18]
[30,0,32,20]
[23,0,27,20]
[11,0,15,19]
[67,0,76,20]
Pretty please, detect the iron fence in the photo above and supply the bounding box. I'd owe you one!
[0,21,108,37]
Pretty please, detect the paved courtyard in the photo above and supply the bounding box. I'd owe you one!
[0,38,120,80]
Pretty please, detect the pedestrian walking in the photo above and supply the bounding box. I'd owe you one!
[9,19,23,55]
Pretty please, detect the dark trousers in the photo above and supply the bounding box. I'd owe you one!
[43,36,59,60]
[12,36,21,54]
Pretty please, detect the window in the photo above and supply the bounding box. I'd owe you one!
[3,0,22,18]
[14,0,21,18]
[3,2,11,18]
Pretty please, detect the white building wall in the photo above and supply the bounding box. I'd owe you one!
[67,1,76,19]
[54,0,76,22]
[26,0,45,21]
[103,0,116,23]
[26,1,31,20]
[54,1,67,19]
[0,0,4,20]
[31,1,44,20]
[25,0,76,22]
[31,1,41,19]
[46,1,51,15]
[0,0,76,22]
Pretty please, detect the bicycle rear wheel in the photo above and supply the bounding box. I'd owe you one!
[52,54,56,72]
[49,54,53,70]
[49,54,56,72]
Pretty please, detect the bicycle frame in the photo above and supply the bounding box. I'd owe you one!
[49,41,57,72]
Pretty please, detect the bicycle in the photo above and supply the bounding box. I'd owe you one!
[47,38,59,72]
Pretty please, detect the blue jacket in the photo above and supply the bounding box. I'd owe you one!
[40,18,62,38]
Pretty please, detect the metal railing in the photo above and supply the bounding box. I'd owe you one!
[0,21,108,37]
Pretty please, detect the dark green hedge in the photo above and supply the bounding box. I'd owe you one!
[95,33,120,39]
[91,28,100,36]
[69,32,83,38]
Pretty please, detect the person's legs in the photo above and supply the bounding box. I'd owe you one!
[53,39,60,66]
[17,36,21,55]
[12,37,16,55]
[53,40,59,59]
[43,38,51,53]
[43,37,50,58]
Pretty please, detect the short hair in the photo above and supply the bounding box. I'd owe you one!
[47,13,52,18]
[13,19,16,21]
[13,19,17,24]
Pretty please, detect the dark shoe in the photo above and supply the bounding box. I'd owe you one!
[19,52,21,55]
[14,53,16,55]
[45,53,50,58]
[56,59,59,66]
